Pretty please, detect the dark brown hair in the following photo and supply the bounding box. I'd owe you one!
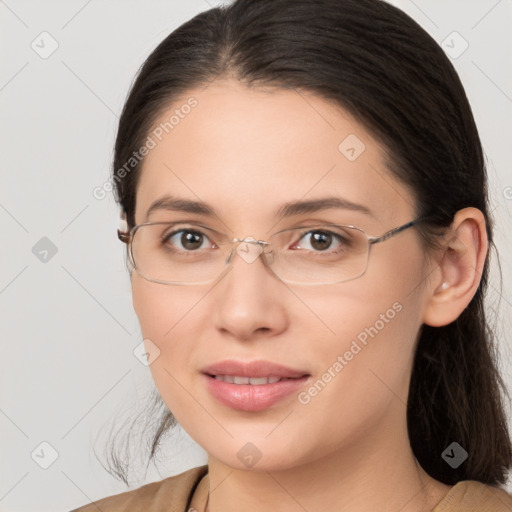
[100,0,511,487]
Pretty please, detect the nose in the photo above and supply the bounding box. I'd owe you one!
[211,242,288,341]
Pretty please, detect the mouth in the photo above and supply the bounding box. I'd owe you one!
[201,359,309,380]
[201,360,311,412]
[206,374,306,385]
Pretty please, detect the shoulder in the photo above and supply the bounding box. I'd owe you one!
[433,480,512,511]
[69,465,208,512]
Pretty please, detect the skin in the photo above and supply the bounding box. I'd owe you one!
[129,79,488,511]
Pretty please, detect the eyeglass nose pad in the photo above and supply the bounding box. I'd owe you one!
[225,238,243,265]
[225,248,235,265]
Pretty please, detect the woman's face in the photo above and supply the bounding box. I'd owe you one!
[131,79,434,471]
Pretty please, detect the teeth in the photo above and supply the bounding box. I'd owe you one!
[213,375,283,385]
[249,377,270,385]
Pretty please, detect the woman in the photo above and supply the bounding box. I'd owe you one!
[71,0,512,510]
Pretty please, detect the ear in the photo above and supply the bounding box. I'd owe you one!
[422,207,489,327]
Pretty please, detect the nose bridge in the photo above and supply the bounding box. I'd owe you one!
[219,235,283,289]
[226,237,270,267]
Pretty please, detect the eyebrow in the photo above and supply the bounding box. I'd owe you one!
[145,194,373,221]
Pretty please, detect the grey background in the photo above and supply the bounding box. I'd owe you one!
[1,1,511,510]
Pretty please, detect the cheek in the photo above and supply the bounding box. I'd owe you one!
[298,264,425,407]
[131,275,203,339]
[291,291,421,443]
[312,293,418,376]
[131,275,208,414]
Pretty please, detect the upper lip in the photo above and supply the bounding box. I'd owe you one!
[202,359,309,379]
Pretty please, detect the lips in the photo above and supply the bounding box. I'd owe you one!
[201,359,311,412]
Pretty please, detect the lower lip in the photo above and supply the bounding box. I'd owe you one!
[203,374,310,412]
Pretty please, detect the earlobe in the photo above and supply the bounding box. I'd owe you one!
[422,207,488,327]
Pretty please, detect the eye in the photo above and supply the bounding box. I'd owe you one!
[291,230,347,252]
[163,229,214,252]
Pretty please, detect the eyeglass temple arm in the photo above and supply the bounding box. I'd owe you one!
[117,229,130,244]
[368,217,426,245]
[117,216,131,244]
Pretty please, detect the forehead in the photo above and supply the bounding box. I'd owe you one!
[134,79,415,227]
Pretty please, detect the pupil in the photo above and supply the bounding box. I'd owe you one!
[182,231,203,250]
[311,232,331,251]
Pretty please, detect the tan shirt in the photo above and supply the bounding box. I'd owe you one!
[69,464,512,511]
